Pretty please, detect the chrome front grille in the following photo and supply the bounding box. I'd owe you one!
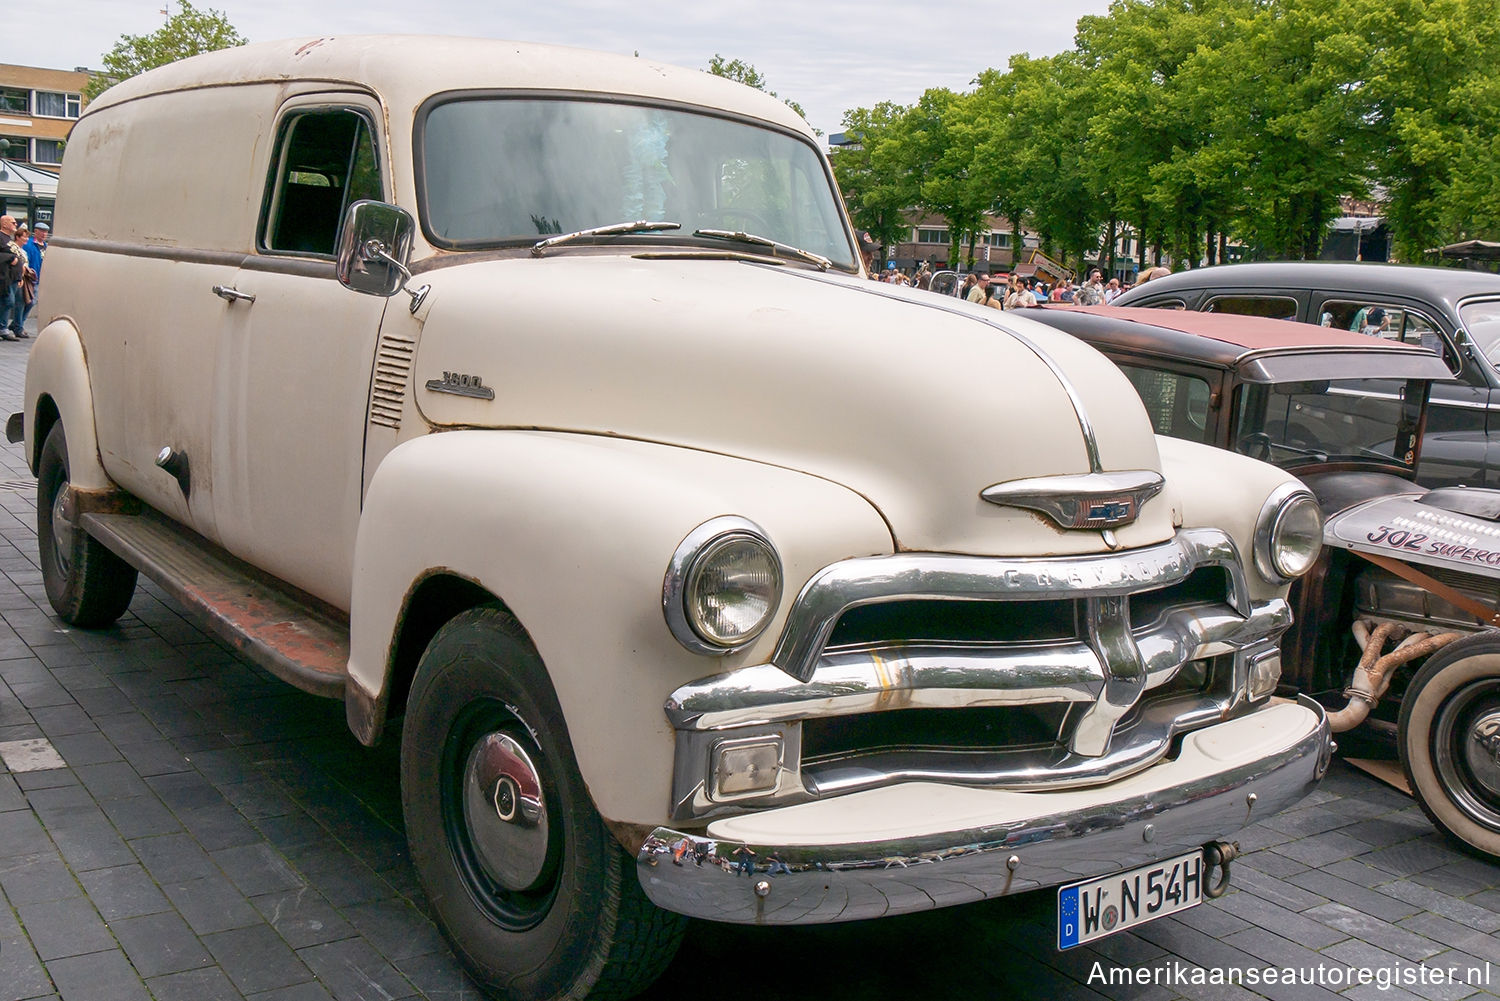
[665,529,1290,822]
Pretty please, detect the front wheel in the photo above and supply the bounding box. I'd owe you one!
[1399,630,1500,858]
[37,423,137,627]
[400,606,685,1001]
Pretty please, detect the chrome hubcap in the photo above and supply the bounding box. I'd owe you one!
[50,483,73,575]
[1464,709,1500,800]
[1435,680,1500,832]
[462,732,549,891]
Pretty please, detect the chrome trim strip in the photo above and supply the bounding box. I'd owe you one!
[765,528,1248,684]
[980,470,1165,531]
[638,697,1330,925]
[666,598,1288,732]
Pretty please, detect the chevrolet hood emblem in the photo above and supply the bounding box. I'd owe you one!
[980,471,1166,531]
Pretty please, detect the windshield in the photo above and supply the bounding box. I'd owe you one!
[1233,379,1427,472]
[1460,300,1500,367]
[418,97,856,267]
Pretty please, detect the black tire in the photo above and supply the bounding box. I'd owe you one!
[400,606,685,1001]
[37,423,137,627]
[1399,630,1500,859]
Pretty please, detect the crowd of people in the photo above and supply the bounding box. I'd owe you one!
[855,232,1176,309]
[1,214,46,341]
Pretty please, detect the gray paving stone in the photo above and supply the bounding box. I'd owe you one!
[47,814,134,872]
[1397,912,1500,965]
[297,938,418,1001]
[1305,903,1444,961]
[110,910,212,978]
[342,898,446,962]
[1379,879,1500,933]
[247,985,335,1001]
[161,873,261,936]
[76,864,171,921]
[1231,868,1330,913]
[130,833,218,884]
[144,968,244,1001]
[1215,892,1348,949]
[1286,870,1419,923]
[0,856,80,905]
[44,949,149,1001]
[211,843,304,897]
[250,889,355,949]
[0,920,54,1001]
[16,897,113,961]
[202,924,314,995]
[1238,850,1309,880]
[0,809,53,859]
[47,732,121,769]
[392,953,484,1001]
[1264,830,1373,868]
[72,762,151,802]
[1362,840,1471,878]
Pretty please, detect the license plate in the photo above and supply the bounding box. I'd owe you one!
[1058,850,1203,949]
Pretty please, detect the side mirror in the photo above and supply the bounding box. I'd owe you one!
[336,200,429,312]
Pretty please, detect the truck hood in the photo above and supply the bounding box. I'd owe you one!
[407,255,1172,556]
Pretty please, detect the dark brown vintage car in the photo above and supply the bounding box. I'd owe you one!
[1028,304,1500,858]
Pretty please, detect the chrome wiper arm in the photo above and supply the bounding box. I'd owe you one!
[532,220,681,257]
[692,228,832,271]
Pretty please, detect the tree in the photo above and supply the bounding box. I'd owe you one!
[832,102,921,256]
[707,54,809,123]
[85,1,246,100]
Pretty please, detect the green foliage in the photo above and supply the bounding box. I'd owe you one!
[833,0,1500,267]
[707,54,809,123]
[84,1,246,101]
[832,102,920,252]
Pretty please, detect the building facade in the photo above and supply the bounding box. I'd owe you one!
[0,63,90,225]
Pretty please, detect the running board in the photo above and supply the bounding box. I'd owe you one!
[81,510,348,699]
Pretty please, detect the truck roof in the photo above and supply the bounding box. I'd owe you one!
[82,34,813,138]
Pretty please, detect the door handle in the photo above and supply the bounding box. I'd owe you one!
[211,284,256,304]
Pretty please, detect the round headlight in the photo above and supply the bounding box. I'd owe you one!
[1254,485,1324,582]
[665,517,783,654]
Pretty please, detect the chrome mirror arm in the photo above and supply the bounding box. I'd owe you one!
[363,239,430,314]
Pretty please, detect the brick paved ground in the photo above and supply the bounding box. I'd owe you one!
[0,317,1496,1000]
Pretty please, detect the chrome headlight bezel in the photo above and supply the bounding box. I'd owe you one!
[1253,482,1324,584]
[663,516,783,655]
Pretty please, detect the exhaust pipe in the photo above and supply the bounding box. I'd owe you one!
[1326,619,1462,733]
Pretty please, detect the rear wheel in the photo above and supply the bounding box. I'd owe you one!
[37,423,137,627]
[1399,631,1500,858]
[400,606,685,1000]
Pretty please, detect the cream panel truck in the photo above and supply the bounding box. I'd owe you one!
[15,36,1333,1001]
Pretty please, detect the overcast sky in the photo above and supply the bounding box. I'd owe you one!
[15,0,1114,136]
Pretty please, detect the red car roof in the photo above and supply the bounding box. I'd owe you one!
[1053,304,1427,353]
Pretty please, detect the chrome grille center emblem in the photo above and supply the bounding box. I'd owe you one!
[981,471,1165,532]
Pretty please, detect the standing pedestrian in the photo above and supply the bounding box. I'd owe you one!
[19,221,46,335]
[0,216,26,341]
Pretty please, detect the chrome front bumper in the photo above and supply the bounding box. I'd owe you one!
[637,696,1330,925]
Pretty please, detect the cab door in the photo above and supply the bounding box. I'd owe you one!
[211,95,391,609]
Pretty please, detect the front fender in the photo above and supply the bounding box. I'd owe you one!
[348,430,893,827]
[23,317,111,490]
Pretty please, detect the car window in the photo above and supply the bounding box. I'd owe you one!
[418,97,855,267]
[1115,363,1214,444]
[1233,379,1423,472]
[1460,300,1500,367]
[262,109,382,257]
[1318,299,1458,373]
[1136,297,1187,310]
[1204,295,1299,321]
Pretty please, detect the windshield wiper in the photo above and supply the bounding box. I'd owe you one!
[532,220,681,257]
[692,228,832,270]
